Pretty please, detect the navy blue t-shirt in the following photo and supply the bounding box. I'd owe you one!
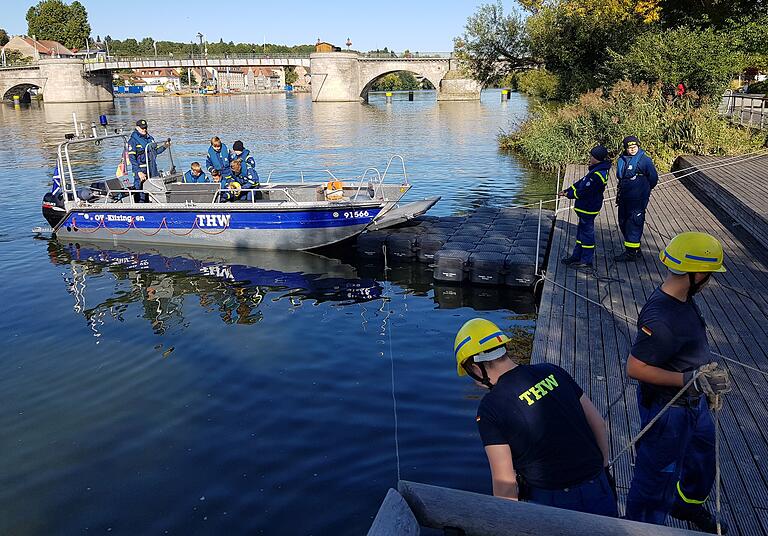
[476,363,603,490]
[631,287,711,401]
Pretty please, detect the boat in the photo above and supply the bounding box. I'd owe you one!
[41,133,438,250]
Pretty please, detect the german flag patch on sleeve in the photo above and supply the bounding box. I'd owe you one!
[641,326,653,337]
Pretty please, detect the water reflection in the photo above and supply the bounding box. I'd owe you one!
[47,240,384,337]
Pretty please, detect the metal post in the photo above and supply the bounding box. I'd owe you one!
[72,112,79,137]
[535,200,543,275]
[555,167,561,213]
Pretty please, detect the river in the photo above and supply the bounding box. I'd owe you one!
[0,90,555,535]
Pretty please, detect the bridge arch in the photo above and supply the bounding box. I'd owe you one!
[3,83,41,103]
[357,59,450,102]
[359,69,439,101]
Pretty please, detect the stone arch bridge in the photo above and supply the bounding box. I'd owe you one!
[0,53,480,103]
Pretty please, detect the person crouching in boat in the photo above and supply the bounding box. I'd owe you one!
[183,162,209,183]
[221,159,259,202]
[206,136,230,177]
[230,140,258,177]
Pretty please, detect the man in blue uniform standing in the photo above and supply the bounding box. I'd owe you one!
[206,136,230,177]
[559,145,611,270]
[127,119,169,202]
[455,318,617,517]
[625,232,731,533]
[615,136,658,261]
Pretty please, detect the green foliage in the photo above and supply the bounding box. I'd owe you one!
[605,27,744,100]
[177,68,196,86]
[371,71,423,91]
[26,0,91,51]
[526,2,653,98]
[104,37,314,57]
[500,82,764,171]
[285,67,298,86]
[517,69,559,100]
[658,0,768,28]
[0,29,9,46]
[3,50,33,66]
[454,1,537,85]
[748,80,768,93]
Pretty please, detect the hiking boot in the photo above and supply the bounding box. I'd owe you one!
[614,249,639,262]
[671,504,729,534]
[561,255,581,265]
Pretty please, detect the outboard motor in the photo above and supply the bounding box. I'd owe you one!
[42,192,66,228]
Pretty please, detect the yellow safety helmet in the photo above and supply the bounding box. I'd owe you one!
[454,318,511,376]
[228,181,242,190]
[659,232,726,274]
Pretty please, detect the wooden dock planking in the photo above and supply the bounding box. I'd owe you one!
[532,157,768,535]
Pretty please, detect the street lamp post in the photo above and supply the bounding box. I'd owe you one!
[346,38,352,50]
[197,32,206,87]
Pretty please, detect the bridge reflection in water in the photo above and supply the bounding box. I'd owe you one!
[45,239,535,339]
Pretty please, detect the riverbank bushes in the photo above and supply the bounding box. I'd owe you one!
[500,82,765,171]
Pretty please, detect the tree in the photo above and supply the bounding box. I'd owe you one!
[4,50,34,66]
[0,29,9,46]
[285,66,298,85]
[26,0,91,50]
[454,1,537,84]
[658,0,768,28]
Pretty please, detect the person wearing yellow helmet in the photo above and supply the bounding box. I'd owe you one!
[455,318,617,517]
[625,232,731,533]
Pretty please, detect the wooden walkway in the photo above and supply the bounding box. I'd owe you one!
[532,157,768,535]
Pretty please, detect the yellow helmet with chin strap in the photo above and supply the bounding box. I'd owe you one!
[454,318,510,377]
[660,232,726,274]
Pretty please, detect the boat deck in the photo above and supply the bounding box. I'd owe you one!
[533,157,768,534]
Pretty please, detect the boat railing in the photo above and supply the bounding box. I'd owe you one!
[57,133,130,200]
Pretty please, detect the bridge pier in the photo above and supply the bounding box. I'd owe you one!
[38,59,113,103]
[437,71,482,101]
[310,52,360,102]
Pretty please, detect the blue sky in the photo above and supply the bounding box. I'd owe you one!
[4,1,520,52]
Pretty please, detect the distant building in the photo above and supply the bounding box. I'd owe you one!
[132,68,181,91]
[2,36,74,59]
[217,67,247,92]
[315,39,341,53]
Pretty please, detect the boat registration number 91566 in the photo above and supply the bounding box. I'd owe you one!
[341,210,370,219]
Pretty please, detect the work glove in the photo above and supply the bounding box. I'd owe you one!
[684,362,731,409]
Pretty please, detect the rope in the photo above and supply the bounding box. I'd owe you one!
[70,213,231,237]
[381,243,401,483]
[714,399,723,536]
[608,370,702,467]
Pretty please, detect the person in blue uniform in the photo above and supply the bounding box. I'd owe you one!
[127,119,169,202]
[559,145,611,270]
[454,318,617,517]
[183,162,209,183]
[229,140,258,177]
[205,136,230,177]
[220,159,259,202]
[625,232,731,533]
[615,136,659,261]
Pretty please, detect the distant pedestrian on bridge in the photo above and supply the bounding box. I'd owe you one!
[127,119,169,202]
[615,136,658,261]
[206,136,230,177]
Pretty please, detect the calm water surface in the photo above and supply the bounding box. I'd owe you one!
[0,90,555,535]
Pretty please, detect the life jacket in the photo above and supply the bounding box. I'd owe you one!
[570,161,610,216]
[617,150,652,202]
[207,144,230,172]
[325,180,344,200]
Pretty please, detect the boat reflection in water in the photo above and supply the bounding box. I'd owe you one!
[46,240,384,336]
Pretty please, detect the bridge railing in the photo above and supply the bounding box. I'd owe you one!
[719,91,767,130]
[88,53,312,63]
[359,52,452,59]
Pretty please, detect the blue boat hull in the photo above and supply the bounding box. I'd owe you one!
[54,205,383,250]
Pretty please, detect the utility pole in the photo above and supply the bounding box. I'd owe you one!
[197,32,206,87]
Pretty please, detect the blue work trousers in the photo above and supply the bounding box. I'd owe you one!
[618,199,647,250]
[571,215,596,264]
[133,172,148,203]
[528,471,618,517]
[625,393,715,525]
